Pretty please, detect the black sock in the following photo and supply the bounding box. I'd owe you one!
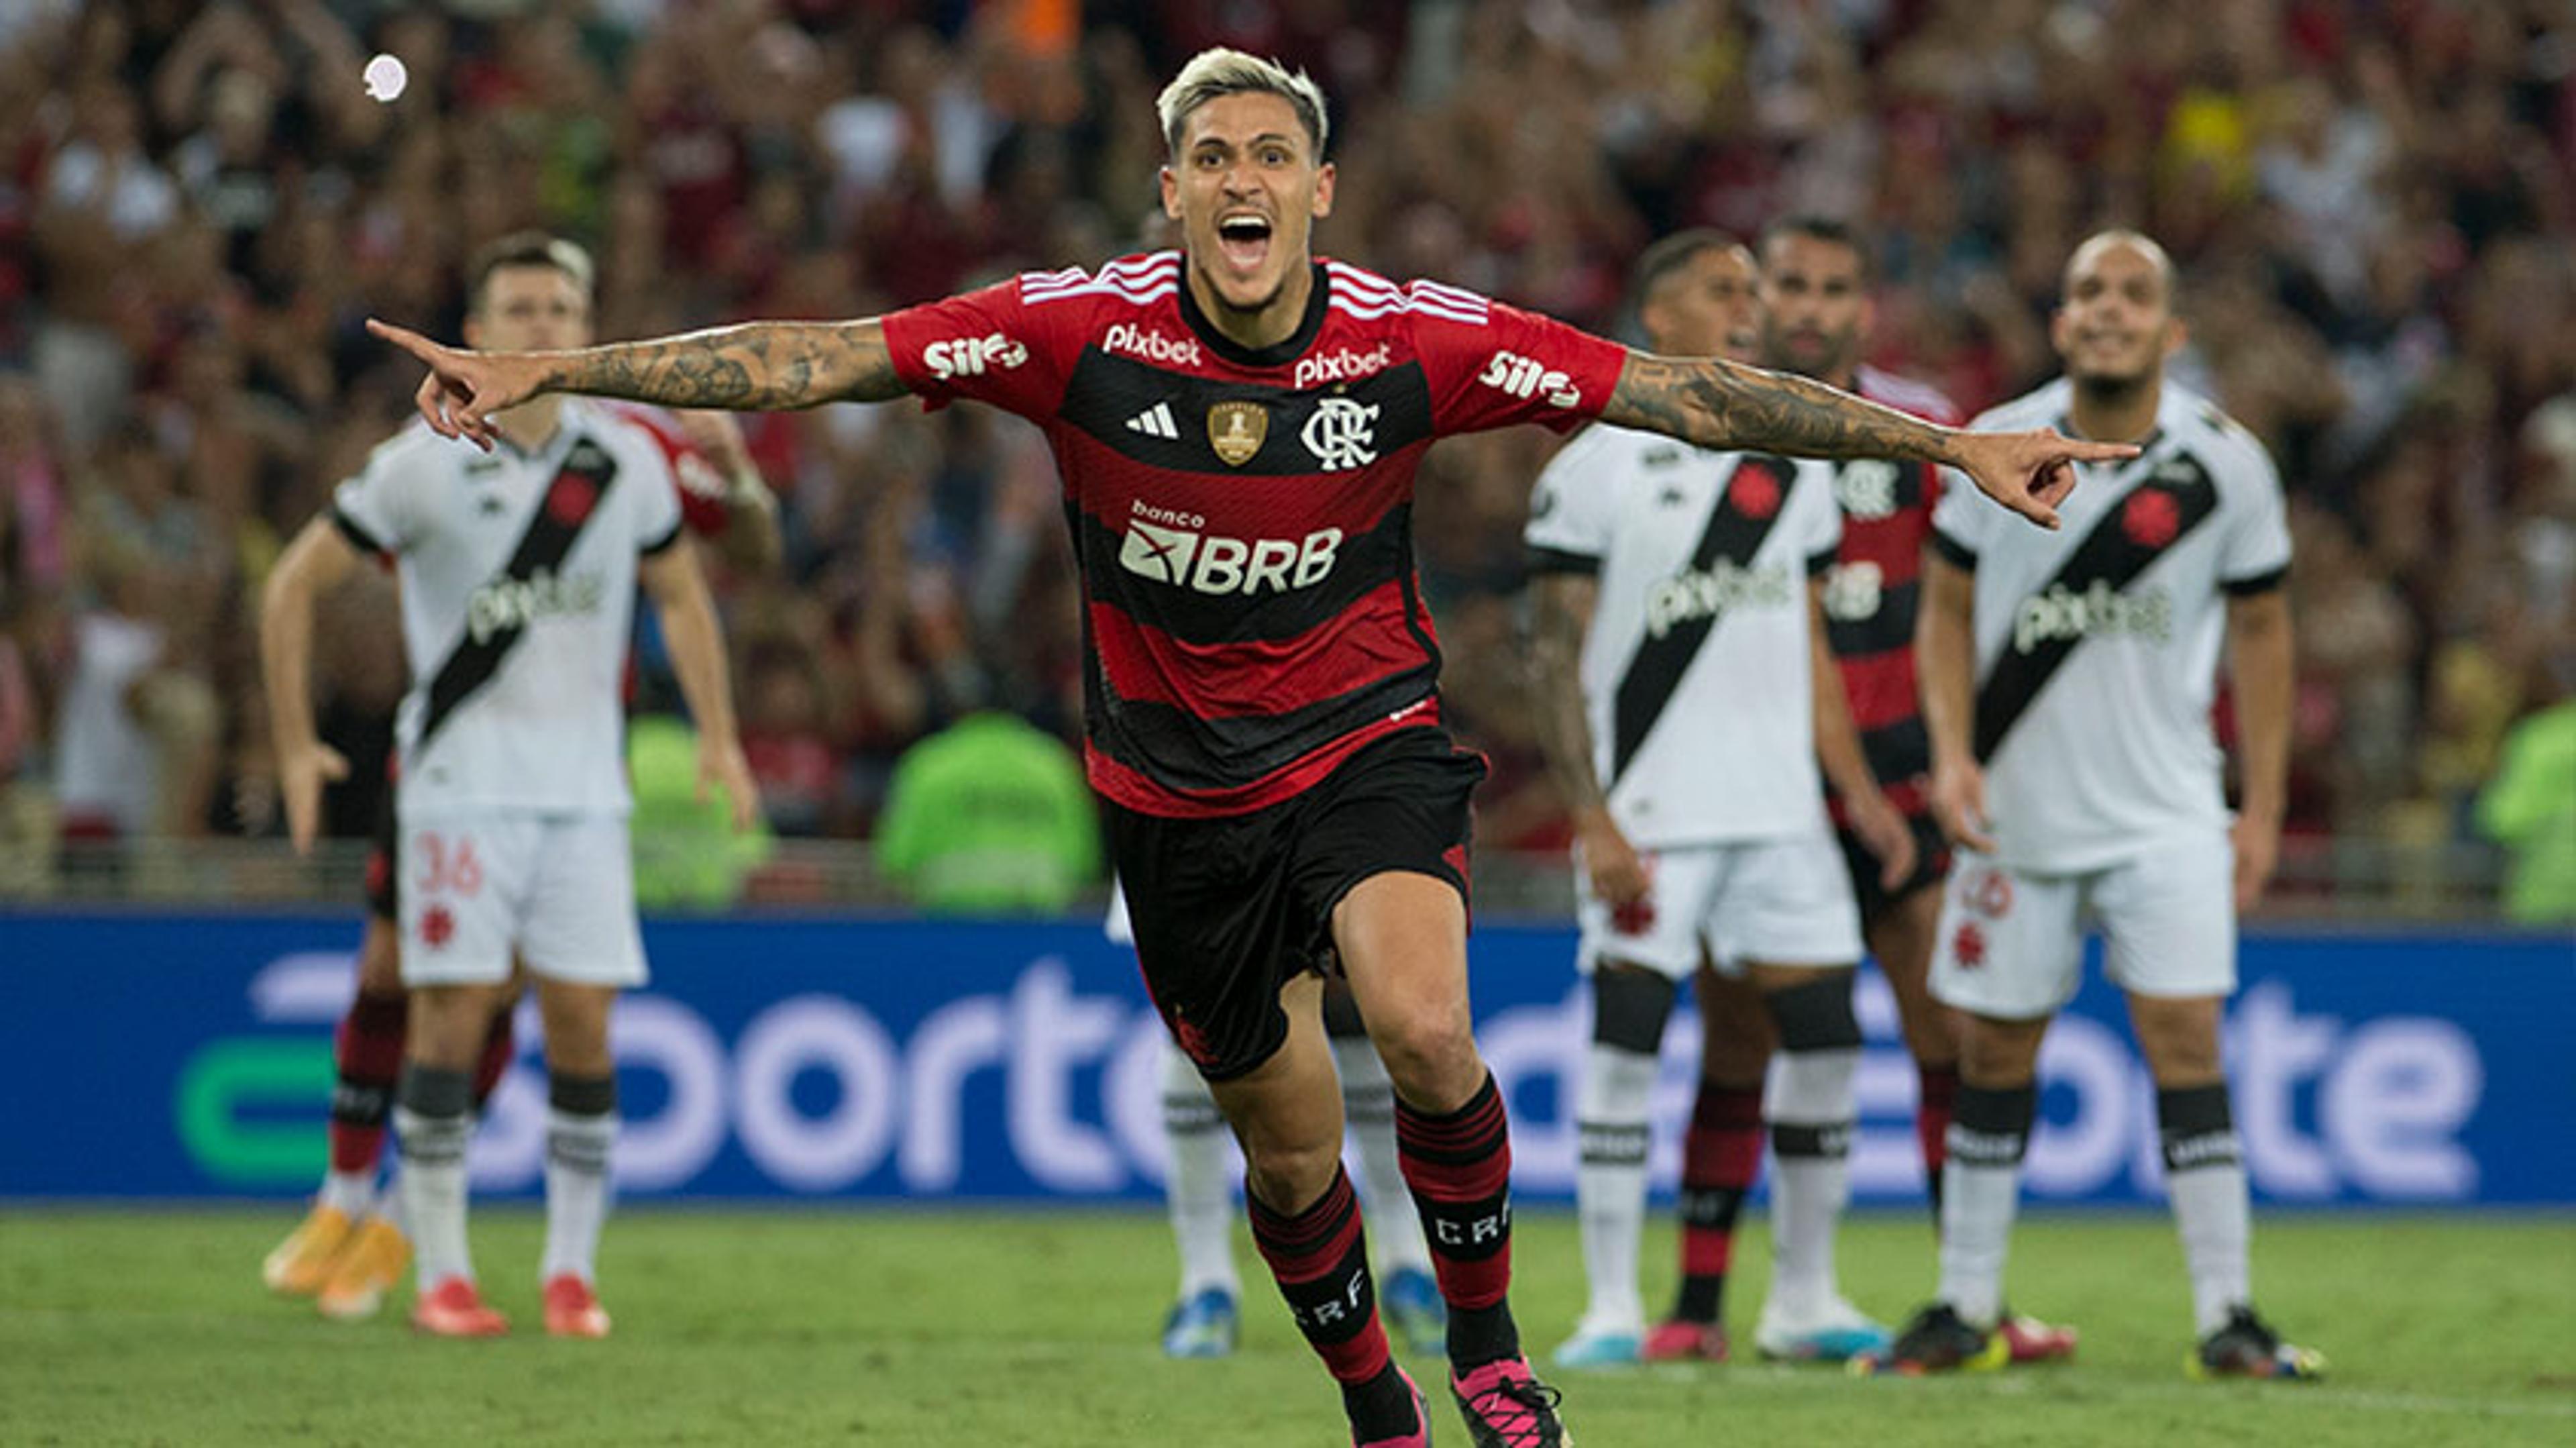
[1342,1361,1417,1441]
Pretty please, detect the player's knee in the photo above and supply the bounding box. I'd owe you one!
[1959,1011,2048,1086]
[356,921,405,993]
[1241,1135,1345,1214]
[1760,971,1862,1053]
[2129,996,2224,1084]
[1365,1002,1480,1104]
[1591,964,1676,1054]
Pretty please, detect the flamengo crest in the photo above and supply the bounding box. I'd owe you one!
[1208,402,1267,466]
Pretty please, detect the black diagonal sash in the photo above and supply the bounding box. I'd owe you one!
[415,437,620,751]
[1972,452,2217,762]
[1609,455,1798,780]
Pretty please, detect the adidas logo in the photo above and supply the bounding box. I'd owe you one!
[1126,401,1179,439]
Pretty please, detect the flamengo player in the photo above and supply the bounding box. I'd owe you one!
[260,236,780,1323]
[1747,215,2076,1363]
[1866,231,2322,1378]
[265,234,759,1339]
[367,51,2128,1445]
[1526,230,1910,1370]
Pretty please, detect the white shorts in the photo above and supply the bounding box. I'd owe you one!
[1929,836,2236,1019]
[1576,832,1864,981]
[396,811,648,989]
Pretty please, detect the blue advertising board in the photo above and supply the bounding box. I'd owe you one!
[0,912,2567,1204]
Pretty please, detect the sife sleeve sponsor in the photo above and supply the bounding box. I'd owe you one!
[879,278,1065,421]
[1417,296,1629,437]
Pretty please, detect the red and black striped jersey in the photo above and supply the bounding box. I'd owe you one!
[1821,365,1961,821]
[879,251,1629,817]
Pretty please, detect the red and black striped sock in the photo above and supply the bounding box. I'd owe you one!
[1917,1062,1960,1231]
[1672,1079,1764,1324]
[1248,1166,1391,1382]
[328,991,409,1175]
[1395,1072,1519,1367]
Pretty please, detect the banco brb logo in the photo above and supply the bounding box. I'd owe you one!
[1118,501,1343,597]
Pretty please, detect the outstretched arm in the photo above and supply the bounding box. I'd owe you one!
[1601,352,2135,529]
[368,317,909,450]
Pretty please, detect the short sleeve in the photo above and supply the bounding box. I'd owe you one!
[1928,464,1991,568]
[609,403,731,537]
[329,435,423,556]
[2218,444,2292,594]
[1794,460,1841,572]
[1415,293,1629,437]
[879,278,1067,421]
[633,438,686,555]
[1522,427,1623,572]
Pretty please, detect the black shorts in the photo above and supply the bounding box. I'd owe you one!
[364,794,398,923]
[1837,810,1950,924]
[1105,727,1486,1082]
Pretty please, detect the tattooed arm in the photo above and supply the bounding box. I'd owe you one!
[366,317,906,450]
[1601,352,2136,529]
[1527,572,1650,913]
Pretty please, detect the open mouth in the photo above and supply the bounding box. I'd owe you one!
[1216,213,1273,273]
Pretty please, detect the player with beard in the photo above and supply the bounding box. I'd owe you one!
[1528,230,1911,1372]
[367,51,2130,1445]
[1864,231,2320,1380]
[1744,215,2078,1365]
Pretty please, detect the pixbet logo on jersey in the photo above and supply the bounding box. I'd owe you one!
[466,568,605,644]
[924,332,1028,379]
[1835,459,1902,519]
[1102,323,1203,368]
[1118,499,1344,596]
[1293,341,1393,391]
[1822,560,1884,621]
[1643,559,1793,638]
[1479,350,1582,409]
[2011,580,2173,654]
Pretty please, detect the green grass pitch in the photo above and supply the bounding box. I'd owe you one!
[5,1208,2570,1445]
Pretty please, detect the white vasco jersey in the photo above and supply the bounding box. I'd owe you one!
[1525,424,1839,848]
[331,399,684,817]
[1931,378,2291,873]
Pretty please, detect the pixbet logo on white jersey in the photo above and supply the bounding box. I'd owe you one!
[1118,500,1343,596]
[466,568,605,644]
[2011,580,2173,654]
[1479,350,1581,408]
[1102,323,1203,368]
[1643,559,1793,637]
[924,332,1028,379]
[1293,341,1393,391]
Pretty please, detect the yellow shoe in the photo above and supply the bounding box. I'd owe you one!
[262,1205,356,1296]
[315,1217,411,1323]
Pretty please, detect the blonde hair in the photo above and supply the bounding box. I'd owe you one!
[1155,48,1329,160]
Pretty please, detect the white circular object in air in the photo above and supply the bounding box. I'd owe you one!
[364,54,408,103]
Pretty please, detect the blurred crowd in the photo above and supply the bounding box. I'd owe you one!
[0,0,2567,896]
